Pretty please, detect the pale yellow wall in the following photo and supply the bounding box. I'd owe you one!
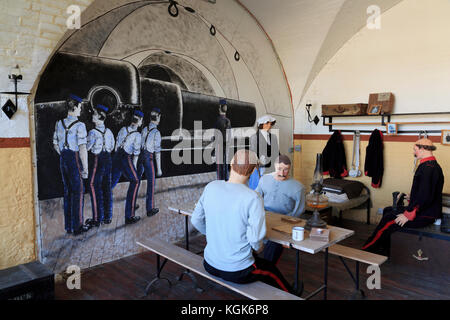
[0,148,35,269]
[294,139,450,224]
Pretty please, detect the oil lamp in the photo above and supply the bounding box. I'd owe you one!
[305,153,328,229]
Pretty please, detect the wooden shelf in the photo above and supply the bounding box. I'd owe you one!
[321,112,450,134]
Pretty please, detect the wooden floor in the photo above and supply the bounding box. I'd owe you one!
[55,218,450,300]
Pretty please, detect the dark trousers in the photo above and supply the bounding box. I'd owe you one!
[60,150,84,232]
[137,150,156,211]
[88,152,112,222]
[363,207,435,254]
[111,149,139,219]
[203,257,292,293]
[262,241,284,265]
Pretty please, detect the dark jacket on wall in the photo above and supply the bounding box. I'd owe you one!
[322,130,348,179]
[364,129,384,188]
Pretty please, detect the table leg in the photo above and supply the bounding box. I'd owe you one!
[185,215,189,251]
[292,249,304,296]
[177,212,203,293]
[144,254,171,296]
[324,247,328,300]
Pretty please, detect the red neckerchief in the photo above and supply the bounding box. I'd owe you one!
[420,156,436,164]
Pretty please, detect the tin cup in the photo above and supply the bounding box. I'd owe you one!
[292,226,304,242]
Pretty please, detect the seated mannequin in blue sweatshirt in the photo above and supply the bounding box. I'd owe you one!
[256,155,306,264]
[191,149,293,293]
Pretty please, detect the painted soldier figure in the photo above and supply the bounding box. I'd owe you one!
[53,94,90,235]
[137,107,163,217]
[85,104,115,227]
[112,109,143,225]
[214,99,231,181]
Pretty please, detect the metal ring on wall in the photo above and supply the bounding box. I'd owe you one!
[234,51,240,61]
[210,25,216,36]
[168,1,179,17]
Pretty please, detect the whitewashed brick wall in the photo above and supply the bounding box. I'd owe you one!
[0,0,93,136]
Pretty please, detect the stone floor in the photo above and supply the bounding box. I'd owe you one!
[39,172,215,273]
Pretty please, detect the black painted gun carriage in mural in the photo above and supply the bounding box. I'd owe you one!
[34,52,256,200]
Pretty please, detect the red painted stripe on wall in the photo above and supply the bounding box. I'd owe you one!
[0,138,30,148]
[293,134,441,143]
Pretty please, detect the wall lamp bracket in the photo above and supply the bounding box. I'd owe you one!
[1,65,29,119]
[306,102,320,125]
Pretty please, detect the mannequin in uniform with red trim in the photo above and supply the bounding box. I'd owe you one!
[363,139,444,256]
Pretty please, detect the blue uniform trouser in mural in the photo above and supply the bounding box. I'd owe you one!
[60,149,84,232]
[248,167,265,190]
[137,150,156,211]
[111,149,139,219]
[88,152,112,223]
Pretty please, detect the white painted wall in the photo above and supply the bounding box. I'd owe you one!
[295,0,450,135]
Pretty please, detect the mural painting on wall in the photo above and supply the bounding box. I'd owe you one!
[33,1,259,273]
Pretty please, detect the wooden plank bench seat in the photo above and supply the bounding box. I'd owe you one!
[326,244,387,299]
[398,201,450,242]
[137,237,303,300]
[328,244,388,266]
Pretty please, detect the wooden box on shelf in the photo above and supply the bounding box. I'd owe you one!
[368,92,395,115]
[322,103,368,116]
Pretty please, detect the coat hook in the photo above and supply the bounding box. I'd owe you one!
[419,130,428,139]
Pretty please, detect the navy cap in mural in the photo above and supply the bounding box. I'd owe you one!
[219,99,227,105]
[152,107,161,113]
[69,94,83,103]
[95,104,109,113]
[134,109,144,118]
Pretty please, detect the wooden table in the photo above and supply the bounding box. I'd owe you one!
[168,204,355,300]
[265,211,354,299]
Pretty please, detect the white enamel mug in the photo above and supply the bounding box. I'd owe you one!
[292,226,304,241]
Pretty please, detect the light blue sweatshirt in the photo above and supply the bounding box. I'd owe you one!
[191,180,266,272]
[255,173,306,217]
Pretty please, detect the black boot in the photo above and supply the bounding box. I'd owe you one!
[73,224,90,235]
[125,216,141,225]
[147,208,159,217]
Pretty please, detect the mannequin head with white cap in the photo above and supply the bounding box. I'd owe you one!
[257,114,276,132]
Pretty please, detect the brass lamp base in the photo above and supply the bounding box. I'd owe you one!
[305,209,327,230]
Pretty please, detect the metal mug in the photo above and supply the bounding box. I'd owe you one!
[292,226,304,242]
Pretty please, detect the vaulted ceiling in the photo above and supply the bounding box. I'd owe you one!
[238,0,404,110]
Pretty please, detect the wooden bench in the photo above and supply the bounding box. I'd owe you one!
[398,200,450,242]
[137,237,302,300]
[327,244,387,299]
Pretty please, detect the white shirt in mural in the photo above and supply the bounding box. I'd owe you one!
[53,115,87,152]
[115,126,141,156]
[141,123,161,153]
[87,124,115,155]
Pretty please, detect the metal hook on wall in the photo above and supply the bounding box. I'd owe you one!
[419,130,428,139]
